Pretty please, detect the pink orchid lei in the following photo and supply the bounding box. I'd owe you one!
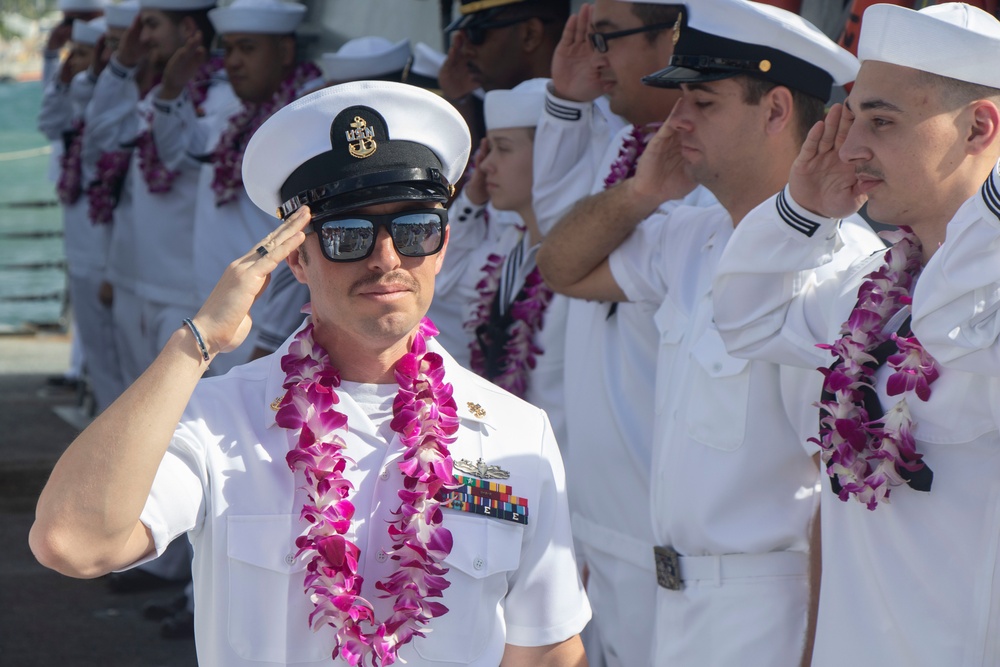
[210,60,321,206]
[811,227,938,510]
[465,253,553,397]
[137,56,224,193]
[56,118,85,205]
[87,149,132,225]
[279,315,458,666]
[603,121,662,189]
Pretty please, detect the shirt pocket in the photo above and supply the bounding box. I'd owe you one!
[227,514,331,664]
[414,512,524,664]
[686,326,751,451]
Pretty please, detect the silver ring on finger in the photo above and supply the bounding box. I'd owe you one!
[256,245,269,258]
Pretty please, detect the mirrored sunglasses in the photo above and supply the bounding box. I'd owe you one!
[307,209,447,262]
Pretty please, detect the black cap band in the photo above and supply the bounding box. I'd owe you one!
[643,25,834,102]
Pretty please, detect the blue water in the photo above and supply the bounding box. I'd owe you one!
[0,80,66,328]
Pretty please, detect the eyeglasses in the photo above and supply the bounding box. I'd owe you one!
[306,209,447,262]
[588,22,677,54]
[463,16,535,45]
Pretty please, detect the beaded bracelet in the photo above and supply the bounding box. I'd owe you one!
[182,318,210,362]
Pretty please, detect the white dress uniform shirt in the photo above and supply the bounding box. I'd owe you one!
[39,68,123,411]
[132,325,591,667]
[713,187,1000,667]
[161,74,320,375]
[429,188,524,367]
[83,57,145,386]
[532,84,714,667]
[610,202,883,666]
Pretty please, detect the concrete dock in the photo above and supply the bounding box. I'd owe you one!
[0,332,197,666]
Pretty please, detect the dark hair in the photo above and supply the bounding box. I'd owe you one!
[629,3,684,44]
[163,9,216,50]
[914,70,1000,110]
[739,75,826,144]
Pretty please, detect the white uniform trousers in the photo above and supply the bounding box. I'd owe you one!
[111,282,147,388]
[66,271,122,413]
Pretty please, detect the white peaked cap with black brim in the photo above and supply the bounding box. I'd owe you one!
[644,0,858,102]
[243,81,471,221]
[859,3,1000,89]
[209,0,306,35]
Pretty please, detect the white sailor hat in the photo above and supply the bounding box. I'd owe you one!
[58,0,106,11]
[243,81,471,220]
[321,37,412,82]
[859,3,1000,90]
[644,0,858,102]
[72,17,105,45]
[138,0,216,10]
[484,78,547,130]
[209,0,306,35]
[105,1,139,28]
[407,42,448,83]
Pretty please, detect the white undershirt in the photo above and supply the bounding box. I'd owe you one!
[339,380,397,442]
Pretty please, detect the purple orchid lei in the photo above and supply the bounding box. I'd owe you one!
[279,314,458,666]
[811,227,938,510]
[466,252,553,398]
[210,60,321,206]
[87,149,131,225]
[137,56,224,193]
[603,121,662,189]
[56,118,85,205]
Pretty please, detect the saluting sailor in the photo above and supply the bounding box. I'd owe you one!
[29,81,590,667]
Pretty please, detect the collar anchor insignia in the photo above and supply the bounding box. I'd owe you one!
[454,457,510,480]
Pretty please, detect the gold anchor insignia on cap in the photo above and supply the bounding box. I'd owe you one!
[346,115,377,159]
[466,401,486,418]
[672,11,682,46]
[758,60,772,73]
[270,395,284,411]
[454,457,510,480]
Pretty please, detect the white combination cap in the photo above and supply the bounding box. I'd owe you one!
[138,0,216,10]
[859,3,1000,89]
[58,0,106,11]
[105,1,140,29]
[645,0,858,102]
[243,81,471,219]
[321,37,412,82]
[72,17,105,45]
[209,0,306,35]
[484,78,547,130]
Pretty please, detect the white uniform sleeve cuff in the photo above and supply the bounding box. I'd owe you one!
[543,82,589,123]
[107,56,138,81]
[775,185,839,239]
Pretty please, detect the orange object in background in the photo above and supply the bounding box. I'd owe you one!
[839,0,999,55]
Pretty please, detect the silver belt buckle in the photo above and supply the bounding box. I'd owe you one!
[654,545,684,591]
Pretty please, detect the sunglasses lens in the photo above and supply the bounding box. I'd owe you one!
[465,27,485,45]
[319,219,375,261]
[391,212,444,257]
